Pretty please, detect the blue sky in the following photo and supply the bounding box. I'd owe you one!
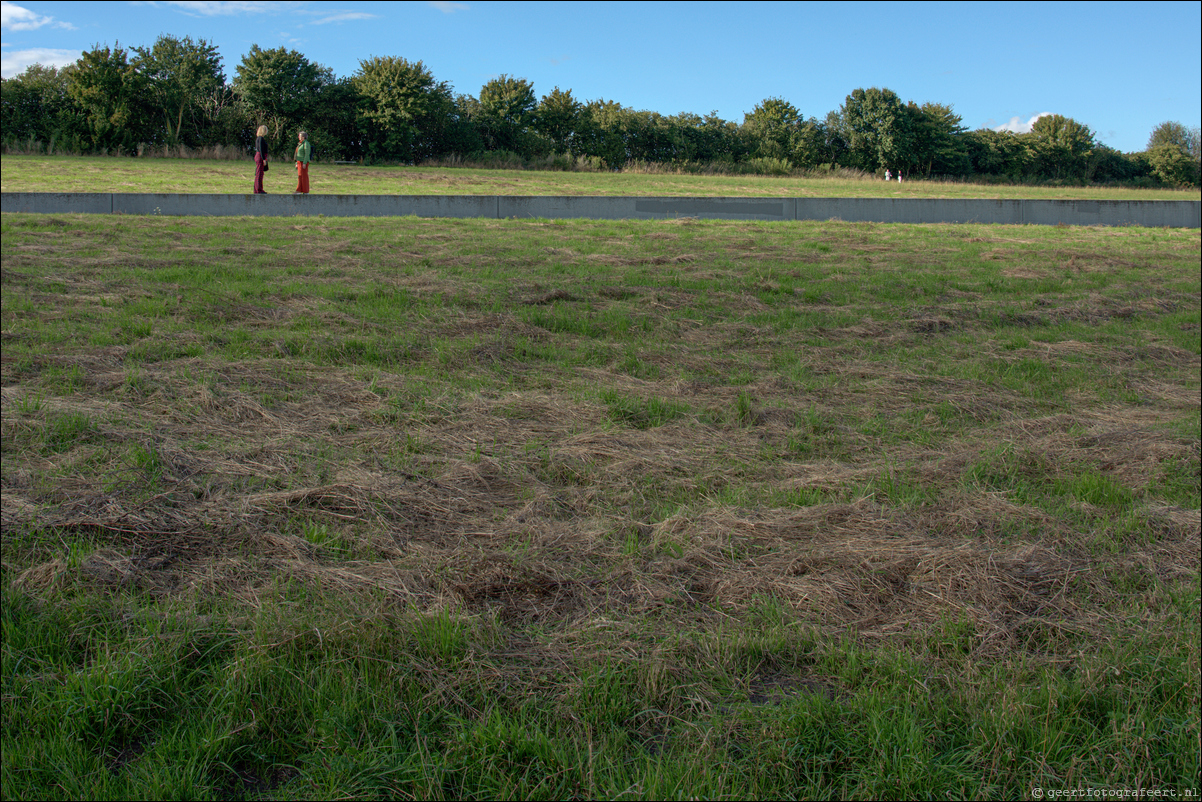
[2,0,1199,153]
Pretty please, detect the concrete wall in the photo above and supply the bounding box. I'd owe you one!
[3,192,1198,227]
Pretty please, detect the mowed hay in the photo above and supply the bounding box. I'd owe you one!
[5,344,1198,662]
[3,216,1199,677]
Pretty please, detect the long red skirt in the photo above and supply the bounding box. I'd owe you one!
[295,162,309,194]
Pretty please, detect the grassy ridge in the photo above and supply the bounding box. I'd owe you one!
[1,212,1199,799]
[4,153,1202,199]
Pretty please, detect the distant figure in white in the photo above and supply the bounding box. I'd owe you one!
[897,170,903,183]
[885,169,892,181]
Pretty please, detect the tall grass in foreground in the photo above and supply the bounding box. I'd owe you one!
[1,213,1199,799]
[4,582,1196,800]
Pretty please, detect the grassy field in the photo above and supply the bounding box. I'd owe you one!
[1,210,1199,799]
[4,153,1202,200]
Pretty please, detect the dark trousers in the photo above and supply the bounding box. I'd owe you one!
[254,153,266,194]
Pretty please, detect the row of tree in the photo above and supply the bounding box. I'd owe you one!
[2,36,1200,187]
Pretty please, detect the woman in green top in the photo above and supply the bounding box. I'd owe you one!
[294,131,312,194]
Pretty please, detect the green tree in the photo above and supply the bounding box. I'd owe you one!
[350,56,453,162]
[192,82,254,152]
[663,111,710,162]
[624,109,682,163]
[233,45,333,144]
[477,74,537,153]
[906,102,969,177]
[839,87,913,173]
[821,109,849,167]
[1145,121,1200,186]
[656,110,744,165]
[1027,114,1094,180]
[965,128,1031,178]
[132,34,224,147]
[1,63,85,150]
[1089,144,1149,184]
[534,86,581,153]
[575,99,628,168]
[442,94,486,156]
[1147,120,1195,151]
[67,43,152,152]
[790,117,829,169]
[702,111,746,163]
[1147,143,1200,186]
[743,97,802,162]
[299,76,359,162]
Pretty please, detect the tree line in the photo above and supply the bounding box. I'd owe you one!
[2,35,1200,187]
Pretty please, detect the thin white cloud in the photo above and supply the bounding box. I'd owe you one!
[159,1,280,16]
[1,1,76,31]
[993,113,1052,134]
[549,54,571,66]
[311,11,378,24]
[429,1,469,12]
[1,47,80,78]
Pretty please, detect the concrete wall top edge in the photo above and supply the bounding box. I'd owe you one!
[2,192,1198,227]
[9,191,1198,202]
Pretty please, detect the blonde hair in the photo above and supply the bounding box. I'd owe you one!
[256,125,268,137]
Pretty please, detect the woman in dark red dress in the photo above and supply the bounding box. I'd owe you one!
[253,125,269,194]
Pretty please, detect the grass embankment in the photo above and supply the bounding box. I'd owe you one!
[4,153,1202,200]
[1,213,1199,799]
